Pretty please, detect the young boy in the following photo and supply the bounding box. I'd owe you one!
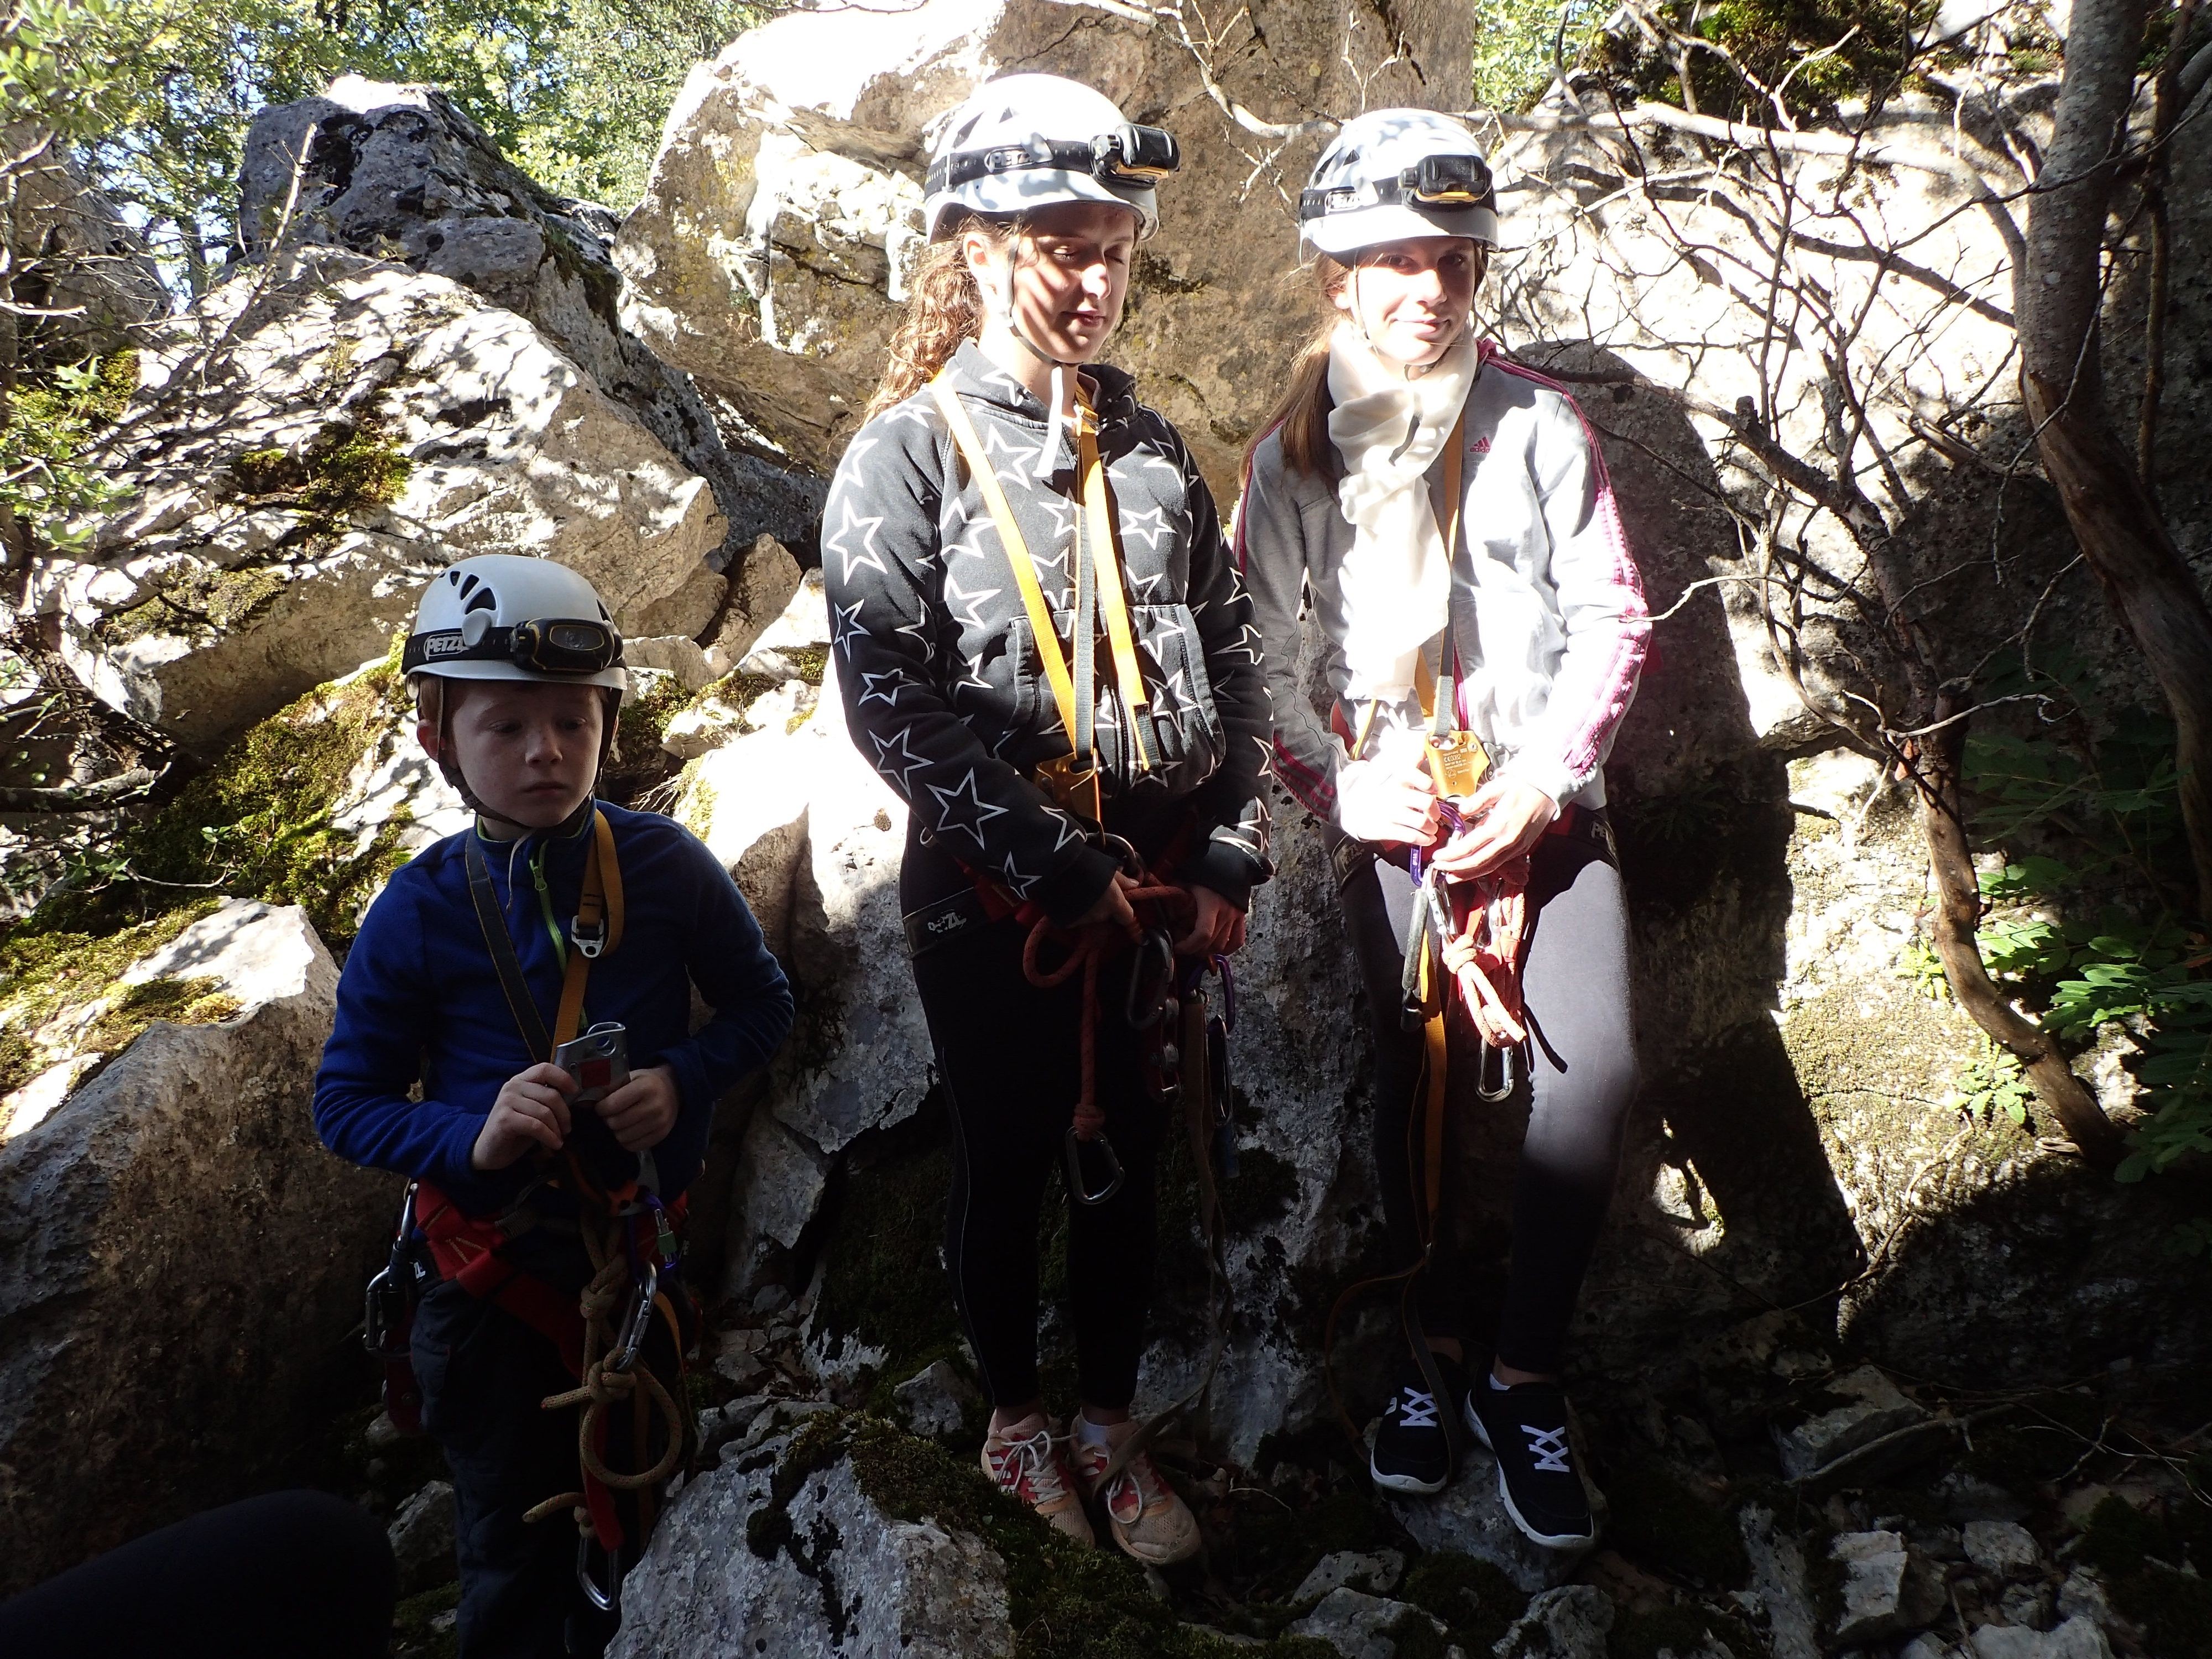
[315,555,794,1659]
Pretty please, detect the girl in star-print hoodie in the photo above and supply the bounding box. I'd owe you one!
[818,76,1269,1566]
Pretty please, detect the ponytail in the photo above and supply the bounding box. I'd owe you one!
[866,213,1021,421]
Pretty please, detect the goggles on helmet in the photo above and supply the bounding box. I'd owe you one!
[925,124,1182,195]
[403,616,624,677]
[1299,152,1494,222]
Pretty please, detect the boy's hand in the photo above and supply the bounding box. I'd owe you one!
[1173,883,1247,957]
[598,1065,679,1153]
[472,1063,576,1171]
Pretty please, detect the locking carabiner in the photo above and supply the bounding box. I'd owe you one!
[1064,1125,1125,1207]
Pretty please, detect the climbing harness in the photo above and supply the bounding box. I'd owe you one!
[408,807,693,1613]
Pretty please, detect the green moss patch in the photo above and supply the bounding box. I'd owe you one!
[0,903,222,1094]
[2079,1495,2212,1659]
[1398,1551,1526,1652]
[1609,1603,1759,1659]
[98,562,292,646]
[1605,1456,1750,1588]
[811,1134,965,1401]
[758,1415,1331,1659]
[390,1580,460,1659]
[21,646,415,952]
[230,419,411,524]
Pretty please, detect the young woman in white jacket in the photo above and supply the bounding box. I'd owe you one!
[1238,109,1650,1546]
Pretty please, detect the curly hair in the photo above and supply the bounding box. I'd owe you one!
[865,213,1022,420]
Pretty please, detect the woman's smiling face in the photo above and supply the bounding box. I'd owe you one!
[1335,235,1482,369]
[964,200,1139,364]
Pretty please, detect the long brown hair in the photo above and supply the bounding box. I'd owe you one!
[1246,254,1351,481]
[867,213,1021,420]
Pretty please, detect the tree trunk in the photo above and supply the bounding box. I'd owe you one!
[1914,700,2124,1168]
[2024,373,2212,926]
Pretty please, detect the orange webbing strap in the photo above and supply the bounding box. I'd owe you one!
[931,378,1079,743]
[1074,385,1152,768]
[551,809,625,1048]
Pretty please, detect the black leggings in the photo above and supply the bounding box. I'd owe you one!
[1341,820,1638,1375]
[905,836,1167,1411]
[0,1489,395,1656]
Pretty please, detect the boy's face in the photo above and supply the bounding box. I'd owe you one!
[420,678,608,833]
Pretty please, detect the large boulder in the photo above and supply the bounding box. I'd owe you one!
[617,0,1472,490]
[0,899,392,1592]
[238,75,823,561]
[40,246,729,750]
[0,123,167,366]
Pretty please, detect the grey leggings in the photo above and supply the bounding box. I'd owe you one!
[1340,817,1637,1374]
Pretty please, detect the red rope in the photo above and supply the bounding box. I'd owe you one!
[1020,880,1192,1141]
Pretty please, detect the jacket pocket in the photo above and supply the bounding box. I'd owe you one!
[1129,602,1224,792]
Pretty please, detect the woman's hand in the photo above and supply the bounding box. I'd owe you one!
[1337,754,1441,847]
[1074,869,1142,942]
[1429,778,1558,879]
[472,1062,576,1170]
[597,1065,680,1153]
[1174,883,1248,957]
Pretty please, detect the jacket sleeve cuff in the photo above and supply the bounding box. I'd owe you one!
[1178,834,1266,911]
[1500,753,1578,811]
[1036,843,1123,928]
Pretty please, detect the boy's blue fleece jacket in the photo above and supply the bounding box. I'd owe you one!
[314,801,794,1218]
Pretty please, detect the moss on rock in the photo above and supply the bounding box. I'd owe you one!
[1605,1455,1749,1588]
[0,902,223,1095]
[1397,1551,1526,1652]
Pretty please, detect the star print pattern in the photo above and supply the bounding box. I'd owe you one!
[816,338,1274,898]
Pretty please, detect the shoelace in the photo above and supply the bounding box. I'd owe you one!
[1391,1387,1440,1431]
[1523,1424,1572,1474]
[1084,1439,1170,1523]
[989,1426,1073,1505]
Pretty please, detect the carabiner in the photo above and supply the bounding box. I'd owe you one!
[612,1262,659,1374]
[1064,1125,1125,1207]
[1476,1041,1519,1103]
[1125,928,1176,1029]
[577,1535,618,1613]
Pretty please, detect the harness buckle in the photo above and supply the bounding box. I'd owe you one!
[1064,1126,1125,1207]
[571,916,607,959]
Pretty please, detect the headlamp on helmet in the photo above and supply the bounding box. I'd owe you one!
[403,615,623,679]
[1300,151,1493,223]
[925,124,1181,197]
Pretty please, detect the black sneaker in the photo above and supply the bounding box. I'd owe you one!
[1463,1374,1595,1547]
[1370,1352,1467,1495]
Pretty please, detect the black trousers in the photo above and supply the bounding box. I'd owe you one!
[0,1489,394,1655]
[413,1278,620,1659]
[1340,819,1639,1375]
[905,837,1168,1411]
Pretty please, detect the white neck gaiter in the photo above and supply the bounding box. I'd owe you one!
[1326,322,1477,702]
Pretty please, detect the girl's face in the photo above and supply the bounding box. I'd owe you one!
[1334,236,1483,371]
[964,201,1139,365]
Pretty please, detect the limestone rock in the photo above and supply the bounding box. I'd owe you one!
[387,1480,457,1595]
[1962,1520,2041,1578]
[618,0,1470,492]
[0,900,391,1593]
[1829,1530,1947,1645]
[626,634,723,692]
[1490,1585,1615,1659]
[2054,1568,2114,1629]
[51,247,729,749]
[894,1358,981,1438]
[1775,1365,1928,1481]
[1739,1506,1823,1659]
[1,129,166,367]
[712,534,806,665]
[1388,1451,1601,1593]
[1292,1548,1407,1603]
[239,75,822,562]
[1968,1619,2113,1659]
[1287,1587,1453,1659]
[608,1443,1014,1658]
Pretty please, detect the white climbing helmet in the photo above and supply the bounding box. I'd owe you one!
[1299,108,1499,257]
[922,74,1178,242]
[402,555,627,693]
